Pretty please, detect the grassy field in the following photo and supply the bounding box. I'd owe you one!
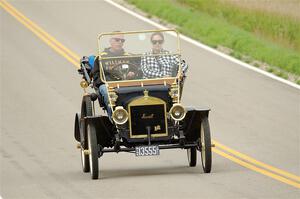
[222,0,300,20]
[179,0,300,52]
[125,0,300,84]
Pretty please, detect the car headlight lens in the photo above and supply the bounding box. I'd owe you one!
[169,104,186,121]
[112,106,128,125]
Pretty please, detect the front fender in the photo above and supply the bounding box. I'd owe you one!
[85,116,114,147]
[182,106,210,141]
[74,113,81,142]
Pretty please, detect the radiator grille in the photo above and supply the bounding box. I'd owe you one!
[129,104,167,138]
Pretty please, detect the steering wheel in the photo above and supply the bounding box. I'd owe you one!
[110,62,140,80]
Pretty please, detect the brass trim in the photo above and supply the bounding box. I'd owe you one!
[169,82,179,103]
[99,53,180,60]
[128,95,168,139]
[83,150,90,155]
[97,29,180,43]
[107,77,177,87]
[80,80,88,88]
[106,84,116,112]
[143,90,149,97]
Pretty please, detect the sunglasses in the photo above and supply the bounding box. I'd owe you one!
[113,38,125,43]
[151,40,164,45]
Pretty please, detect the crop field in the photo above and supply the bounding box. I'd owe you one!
[179,0,300,52]
[126,0,300,83]
[223,0,300,20]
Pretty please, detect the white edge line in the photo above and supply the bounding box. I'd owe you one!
[104,0,300,90]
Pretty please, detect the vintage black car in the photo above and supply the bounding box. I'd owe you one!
[74,30,213,179]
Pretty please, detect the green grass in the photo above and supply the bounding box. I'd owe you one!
[126,0,300,80]
[178,0,300,52]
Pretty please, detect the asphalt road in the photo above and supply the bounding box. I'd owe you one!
[1,0,299,198]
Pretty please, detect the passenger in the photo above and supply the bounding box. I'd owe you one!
[141,32,188,79]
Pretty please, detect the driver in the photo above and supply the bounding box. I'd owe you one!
[92,33,135,84]
[141,32,188,78]
[81,32,134,118]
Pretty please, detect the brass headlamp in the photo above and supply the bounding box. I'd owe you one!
[169,103,186,121]
[112,106,128,125]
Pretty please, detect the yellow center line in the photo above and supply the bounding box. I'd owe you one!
[0,0,80,68]
[212,148,300,189]
[213,140,300,183]
[1,0,300,189]
[1,0,80,62]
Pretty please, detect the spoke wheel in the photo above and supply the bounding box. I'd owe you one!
[187,147,197,167]
[200,117,212,173]
[87,123,99,179]
[80,96,93,172]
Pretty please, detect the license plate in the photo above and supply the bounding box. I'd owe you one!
[135,145,160,156]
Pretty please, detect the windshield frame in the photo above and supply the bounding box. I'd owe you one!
[97,29,182,87]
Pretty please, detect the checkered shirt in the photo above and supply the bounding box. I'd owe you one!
[141,50,188,78]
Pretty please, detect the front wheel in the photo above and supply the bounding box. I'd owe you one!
[80,96,93,172]
[87,122,99,179]
[200,117,212,173]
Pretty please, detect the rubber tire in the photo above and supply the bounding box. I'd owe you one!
[187,147,197,167]
[80,96,93,173]
[87,123,99,179]
[200,117,212,173]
